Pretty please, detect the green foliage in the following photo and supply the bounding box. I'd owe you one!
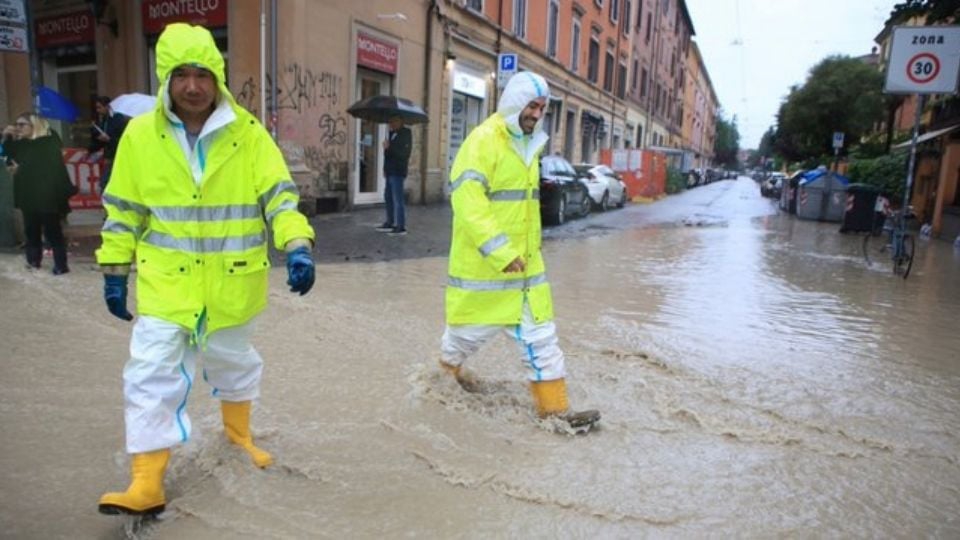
[714,112,741,168]
[665,167,686,194]
[774,56,887,162]
[887,0,959,24]
[846,152,909,201]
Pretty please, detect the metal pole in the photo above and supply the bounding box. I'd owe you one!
[902,94,924,214]
[24,0,40,110]
[259,0,267,125]
[269,0,278,140]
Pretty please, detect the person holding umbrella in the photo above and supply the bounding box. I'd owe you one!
[88,96,129,192]
[438,72,600,430]
[376,115,412,236]
[96,23,317,517]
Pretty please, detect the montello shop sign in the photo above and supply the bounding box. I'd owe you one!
[142,0,228,34]
[34,9,94,48]
[356,31,398,75]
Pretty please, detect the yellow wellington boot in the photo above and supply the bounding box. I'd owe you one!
[222,400,274,468]
[530,379,601,429]
[98,449,170,515]
[439,360,484,393]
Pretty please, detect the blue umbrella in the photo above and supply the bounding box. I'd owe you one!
[36,85,80,122]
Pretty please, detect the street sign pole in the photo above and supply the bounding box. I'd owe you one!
[902,94,925,213]
[883,26,960,213]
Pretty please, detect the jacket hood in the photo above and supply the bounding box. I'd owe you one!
[495,71,550,166]
[496,71,550,136]
[154,23,235,110]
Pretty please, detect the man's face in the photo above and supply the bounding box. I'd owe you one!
[519,97,547,135]
[95,102,108,116]
[388,117,403,130]
[169,65,217,118]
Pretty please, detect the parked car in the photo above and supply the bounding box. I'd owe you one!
[573,163,628,211]
[760,172,787,199]
[539,155,591,225]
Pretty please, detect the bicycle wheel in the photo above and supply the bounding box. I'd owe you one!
[862,233,888,266]
[894,234,915,278]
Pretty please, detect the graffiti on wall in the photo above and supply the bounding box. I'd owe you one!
[276,64,341,113]
[232,64,350,195]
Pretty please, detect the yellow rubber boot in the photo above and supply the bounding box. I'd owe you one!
[530,379,601,429]
[439,361,461,378]
[98,449,170,515]
[530,379,570,417]
[222,400,274,468]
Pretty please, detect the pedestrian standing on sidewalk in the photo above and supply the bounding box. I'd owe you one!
[375,115,412,236]
[438,72,600,429]
[96,23,316,517]
[2,113,75,275]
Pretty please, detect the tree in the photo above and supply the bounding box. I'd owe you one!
[773,56,887,163]
[887,0,959,24]
[713,112,740,169]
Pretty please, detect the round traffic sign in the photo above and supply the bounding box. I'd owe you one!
[906,52,941,84]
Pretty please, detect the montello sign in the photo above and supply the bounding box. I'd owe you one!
[356,31,398,75]
[35,9,94,48]
[141,0,228,34]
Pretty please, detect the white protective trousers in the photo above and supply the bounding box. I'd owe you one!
[123,315,263,453]
[441,300,566,382]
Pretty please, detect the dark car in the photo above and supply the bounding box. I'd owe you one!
[539,155,591,225]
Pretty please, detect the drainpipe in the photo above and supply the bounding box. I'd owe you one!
[269,0,278,140]
[494,0,503,103]
[420,1,437,205]
[259,0,267,125]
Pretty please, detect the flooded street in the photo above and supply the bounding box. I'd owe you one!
[2,177,959,538]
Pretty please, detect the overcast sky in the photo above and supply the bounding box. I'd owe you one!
[685,0,897,149]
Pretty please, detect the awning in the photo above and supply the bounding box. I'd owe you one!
[892,124,960,149]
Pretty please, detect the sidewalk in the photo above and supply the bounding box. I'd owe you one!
[64,203,454,265]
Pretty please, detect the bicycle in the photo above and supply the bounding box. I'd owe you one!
[862,206,915,279]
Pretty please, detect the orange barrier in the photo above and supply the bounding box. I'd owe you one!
[600,148,666,199]
[63,148,103,209]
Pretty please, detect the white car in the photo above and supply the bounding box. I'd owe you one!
[573,164,628,211]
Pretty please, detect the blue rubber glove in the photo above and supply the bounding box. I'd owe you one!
[104,274,134,321]
[286,246,315,296]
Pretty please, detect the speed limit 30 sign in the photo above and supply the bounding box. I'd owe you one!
[884,26,960,94]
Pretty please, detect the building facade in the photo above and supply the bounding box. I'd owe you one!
[1,0,720,212]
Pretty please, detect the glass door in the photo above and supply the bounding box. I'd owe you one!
[354,70,391,205]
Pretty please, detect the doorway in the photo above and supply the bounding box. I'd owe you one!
[354,69,391,205]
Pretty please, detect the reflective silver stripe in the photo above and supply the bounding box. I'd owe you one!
[258,180,299,211]
[478,233,509,257]
[531,189,540,200]
[101,193,149,216]
[264,199,299,224]
[447,272,548,291]
[142,230,266,253]
[102,219,141,237]
[489,190,528,201]
[450,170,489,193]
[151,204,261,222]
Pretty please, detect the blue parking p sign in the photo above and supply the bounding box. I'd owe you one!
[499,53,517,72]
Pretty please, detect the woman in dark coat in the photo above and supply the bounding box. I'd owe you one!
[2,113,75,274]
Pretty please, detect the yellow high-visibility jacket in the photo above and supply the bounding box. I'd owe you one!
[96,23,314,335]
[446,113,554,325]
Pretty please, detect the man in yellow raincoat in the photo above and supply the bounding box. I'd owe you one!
[96,23,316,516]
[439,71,599,429]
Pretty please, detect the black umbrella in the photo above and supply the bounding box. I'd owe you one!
[346,95,429,124]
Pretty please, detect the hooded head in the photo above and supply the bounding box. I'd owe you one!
[497,71,550,138]
[154,23,235,117]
